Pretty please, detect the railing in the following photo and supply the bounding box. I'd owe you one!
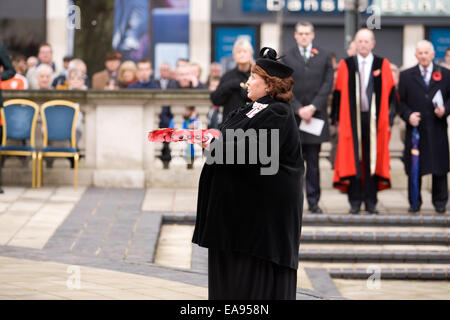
[1,89,408,188]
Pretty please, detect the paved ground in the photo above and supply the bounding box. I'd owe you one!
[0,186,448,300]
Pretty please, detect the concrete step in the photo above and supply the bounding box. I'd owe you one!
[302,214,448,227]
[300,230,448,245]
[328,267,449,280]
[298,248,450,264]
[162,212,449,227]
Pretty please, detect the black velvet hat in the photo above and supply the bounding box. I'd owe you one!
[255,47,293,79]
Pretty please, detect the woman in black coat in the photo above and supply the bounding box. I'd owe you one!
[210,38,253,119]
[193,48,304,300]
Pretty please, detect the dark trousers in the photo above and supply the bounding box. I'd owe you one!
[302,144,321,208]
[208,249,297,300]
[408,174,448,209]
[348,112,377,209]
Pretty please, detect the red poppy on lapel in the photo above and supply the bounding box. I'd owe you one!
[373,69,381,77]
[432,71,442,82]
[310,48,319,58]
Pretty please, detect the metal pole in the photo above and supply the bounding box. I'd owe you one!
[344,0,359,50]
[276,5,284,54]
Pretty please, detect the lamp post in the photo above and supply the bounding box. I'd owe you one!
[344,0,359,50]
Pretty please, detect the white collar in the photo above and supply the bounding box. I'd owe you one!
[419,63,433,74]
[298,43,312,54]
[357,52,374,65]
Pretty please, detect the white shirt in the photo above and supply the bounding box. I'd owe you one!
[298,43,312,60]
[357,53,374,90]
[159,78,169,90]
[419,63,433,84]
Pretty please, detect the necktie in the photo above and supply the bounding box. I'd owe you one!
[360,60,368,112]
[422,68,429,86]
[302,47,308,62]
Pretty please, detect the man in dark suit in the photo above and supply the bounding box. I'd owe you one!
[398,40,450,213]
[283,21,334,214]
[0,42,16,193]
[156,62,177,90]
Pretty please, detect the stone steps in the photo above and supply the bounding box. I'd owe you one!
[163,213,449,227]
[328,267,449,280]
[300,230,448,245]
[298,248,449,264]
[160,212,449,281]
[302,214,448,227]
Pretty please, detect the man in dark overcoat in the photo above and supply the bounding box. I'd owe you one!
[398,40,450,213]
[283,21,334,213]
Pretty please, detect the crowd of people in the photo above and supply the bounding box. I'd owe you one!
[0,43,224,93]
[1,23,450,214]
[206,23,450,215]
[0,42,224,170]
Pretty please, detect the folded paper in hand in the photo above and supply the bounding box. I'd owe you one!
[299,117,325,136]
[432,90,444,108]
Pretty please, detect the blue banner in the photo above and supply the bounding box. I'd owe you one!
[215,27,256,71]
[430,28,450,60]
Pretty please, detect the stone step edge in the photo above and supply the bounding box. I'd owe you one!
[302,214,448,226]
[299,249,450,263]
[328,267,449,280]
[300,231,448,245]
[160,213,449,227]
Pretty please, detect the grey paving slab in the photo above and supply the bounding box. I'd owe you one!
[304,268,341,298]
[44,188,107,251]
[191,244,208,273]
[126,213,163,264]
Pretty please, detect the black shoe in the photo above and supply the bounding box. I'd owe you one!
[309,205,323,214]
[435,207,446,214]
[0,187,3,194]
[349,206,360,214]
[408,207,420,213]
[367,207,379,214]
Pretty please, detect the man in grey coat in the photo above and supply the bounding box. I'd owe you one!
[283,21,334,213]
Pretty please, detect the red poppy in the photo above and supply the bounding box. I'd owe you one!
[311,48,319,54]
[432,71,442,82]
[373,69,381,77]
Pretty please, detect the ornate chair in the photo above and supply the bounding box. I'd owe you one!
[0,99,39,187]
[37,100,80,188]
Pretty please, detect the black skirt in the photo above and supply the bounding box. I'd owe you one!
[208,248,297,300]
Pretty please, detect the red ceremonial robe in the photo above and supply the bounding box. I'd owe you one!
[332,55,395,192]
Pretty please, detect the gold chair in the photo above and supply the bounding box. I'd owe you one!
[37,100,80,188]
[0,99,39,188]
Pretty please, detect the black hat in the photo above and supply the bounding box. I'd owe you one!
[255,47,293,79]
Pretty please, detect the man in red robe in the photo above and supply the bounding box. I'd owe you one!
[332,28,396,214]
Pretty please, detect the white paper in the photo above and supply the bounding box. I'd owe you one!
[299,117,325,136]
[432,90,444,108]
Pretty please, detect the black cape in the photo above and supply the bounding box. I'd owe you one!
[192,95,304,270]
[210,67,251,119]
[398,65,450,176]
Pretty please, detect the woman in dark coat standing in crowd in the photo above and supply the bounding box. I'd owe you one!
[210,38,253,119]
[193,47,304,300]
